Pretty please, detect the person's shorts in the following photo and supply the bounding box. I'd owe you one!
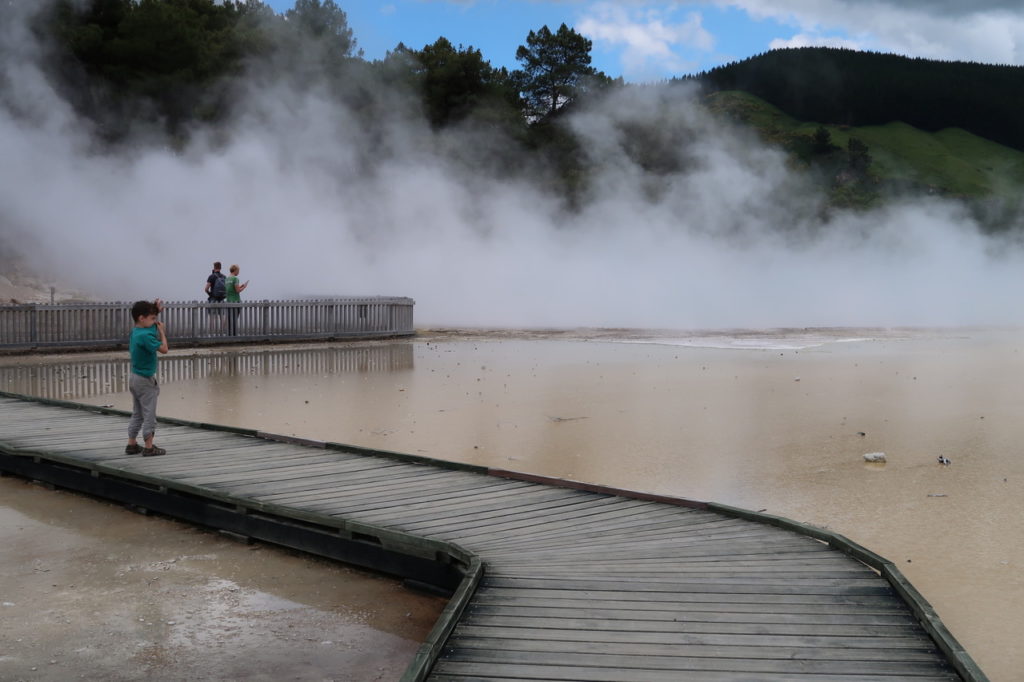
[208,298,225,314]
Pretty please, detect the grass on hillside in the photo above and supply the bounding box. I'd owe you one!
[704,90,1024,199]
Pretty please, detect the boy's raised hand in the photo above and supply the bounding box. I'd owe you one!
[154,298,164,313]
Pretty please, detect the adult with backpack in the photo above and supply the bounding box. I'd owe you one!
[204,261,227,331]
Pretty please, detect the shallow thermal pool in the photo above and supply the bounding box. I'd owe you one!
[2,326,1021,680]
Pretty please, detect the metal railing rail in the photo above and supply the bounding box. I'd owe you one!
[0,298,415,349]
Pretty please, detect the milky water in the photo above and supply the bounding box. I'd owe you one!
[0,476,442,680]
[2,327,1021,680]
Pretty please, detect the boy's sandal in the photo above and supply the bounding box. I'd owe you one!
[142,445,167,457]
[125,444,143,455]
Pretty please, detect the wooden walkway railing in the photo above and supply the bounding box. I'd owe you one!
[0,392,988,682]
[0,298,415,349]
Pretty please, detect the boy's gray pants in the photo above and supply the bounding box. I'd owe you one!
[128,373,160,440]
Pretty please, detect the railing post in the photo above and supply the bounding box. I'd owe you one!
[261,300,270,337]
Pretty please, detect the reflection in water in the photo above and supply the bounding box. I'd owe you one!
[0,343,414,400]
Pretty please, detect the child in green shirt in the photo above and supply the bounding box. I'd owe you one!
[125,299,169,456]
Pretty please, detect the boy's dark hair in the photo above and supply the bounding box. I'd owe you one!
[131,300,157,322]
[213,261,222,270]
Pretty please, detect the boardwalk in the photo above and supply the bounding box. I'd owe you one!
[0,298,414,349]
[0,393,985,681]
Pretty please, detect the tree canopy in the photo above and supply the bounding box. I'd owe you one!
[17,1,1024,221]
[405,37,519,128]
[513,23,601,120]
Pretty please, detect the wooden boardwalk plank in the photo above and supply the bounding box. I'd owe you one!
[468,586,909,608]
[466,511,761,550]
[362,490,636,531]
[455,611,923,637]
[408,496,667,535]
[483,543,838,567]
[478,511,748,545]
[431,660,958,682]
[363,487,599,530]
[438,648,955,676]
[480,576,895,597]
[444,636,952,664]
[222,464,456,496]
[481,553,877,574]
[306,477,536,510]
[263,475,527,512]
[436,500,671,545]
[171,457,410,486]
[466,603,921,626]
[389,485,622,528]
[446,624,936,650]
[116,442,299,468]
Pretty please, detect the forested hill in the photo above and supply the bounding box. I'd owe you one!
[12,1,1023,220]
[688,48,1024,152]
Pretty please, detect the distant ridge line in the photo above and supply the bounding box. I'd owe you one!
[686,47,1024,152]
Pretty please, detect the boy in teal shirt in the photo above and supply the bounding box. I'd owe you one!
[126,299,169,456]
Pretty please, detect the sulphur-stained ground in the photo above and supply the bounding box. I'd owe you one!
[0,476,445,682]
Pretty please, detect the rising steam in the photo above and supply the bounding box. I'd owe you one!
[1,3,1022,329]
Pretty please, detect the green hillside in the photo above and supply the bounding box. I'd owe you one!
[704,90,1024,202]
[692,48,1024,152]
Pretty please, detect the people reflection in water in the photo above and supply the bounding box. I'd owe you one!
[225,264,249,336]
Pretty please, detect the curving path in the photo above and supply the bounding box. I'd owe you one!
[0,393,985,681]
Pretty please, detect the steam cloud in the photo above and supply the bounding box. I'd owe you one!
[2,3,1022,329]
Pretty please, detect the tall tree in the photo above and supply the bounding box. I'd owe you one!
[811,126,839,156]
[412,37,518,128]
[279,0,361,82]
[45,0,254,137]
[284,0,356,56]
[846,137,872,176]
[514,23,599,120]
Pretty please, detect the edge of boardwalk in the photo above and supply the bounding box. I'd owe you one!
[0,391,988,682]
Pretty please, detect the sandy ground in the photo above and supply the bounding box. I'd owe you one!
[1,327,1022,680]
[0,274,92,305]
[0,477,444,681]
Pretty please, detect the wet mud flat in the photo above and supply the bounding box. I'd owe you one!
[0,476,444,681]
[1,326,1021,680]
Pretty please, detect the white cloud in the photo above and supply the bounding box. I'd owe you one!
[578,2,715,80]
[719,0,1024,64]
[768,33,863,51]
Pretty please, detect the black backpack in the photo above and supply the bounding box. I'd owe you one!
[210,273,226,299]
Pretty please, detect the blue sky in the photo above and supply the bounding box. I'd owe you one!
[263,1,1024,81]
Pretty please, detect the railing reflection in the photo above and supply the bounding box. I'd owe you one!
[0,343,414,401]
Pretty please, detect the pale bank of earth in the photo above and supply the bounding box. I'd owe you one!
[0,273,94,305]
